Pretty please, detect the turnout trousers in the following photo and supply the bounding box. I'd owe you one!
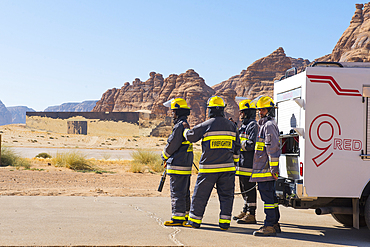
[257,180,280,226]
[170,175,191,222]
[239,176,257,215]
[189,172,235,229]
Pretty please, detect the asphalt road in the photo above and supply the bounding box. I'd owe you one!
[0,196,369,246]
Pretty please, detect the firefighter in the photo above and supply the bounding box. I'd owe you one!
[250,96,281,236]
[233,99,258,224]
[182,96,240,230]
[161,98,194,226]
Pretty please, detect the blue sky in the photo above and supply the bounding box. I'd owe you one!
[0,0,364,111]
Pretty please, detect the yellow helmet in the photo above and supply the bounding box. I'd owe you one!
[170,98,190,110]
[239,99,256,111]
[256,96,275,109]
[207,96,225,108]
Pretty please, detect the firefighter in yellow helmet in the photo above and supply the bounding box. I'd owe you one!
[161,98,194,226]
[250,96,281,236]
[182,96,240,230]
[233,99,258,224]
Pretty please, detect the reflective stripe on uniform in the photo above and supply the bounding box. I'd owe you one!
[189,213,202,224]
[269,161,279,167]
[235,167,253,176]
[274,203,279,208]
[233,154,240,163]
[167,165,192,175]
[264,203,275,209]
[219,214,231,224]
[203,131,237,137]
[203,135,236,142]
[251,172,273,178]
[269,157,279,167]
[162,150,170,160]
[199,167,236,173]
[199,163,235,173]
[219,218,231,224]
[167,169,192,175]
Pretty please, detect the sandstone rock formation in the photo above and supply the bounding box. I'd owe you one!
[317,3,370,62]
[93,70,226,127]
[212,47,310,100]
[44,101,98,112]
[93,72,164,113]
[7,106,35,124]
[151,69,217,126]
[0,100,12,126]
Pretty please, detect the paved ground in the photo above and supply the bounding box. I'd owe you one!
[0,196,369,246]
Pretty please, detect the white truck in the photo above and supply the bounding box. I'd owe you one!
[274,62,370,230]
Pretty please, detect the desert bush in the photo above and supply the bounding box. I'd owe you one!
[51,151,94,171]
[35,152,52,159]
[130,149,163,173]
[0,146,31,169]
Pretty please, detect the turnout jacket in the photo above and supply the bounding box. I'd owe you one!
[250,116,281,182]
[184,116,240,174]
[161,116,193,175]
[236,118,257,177]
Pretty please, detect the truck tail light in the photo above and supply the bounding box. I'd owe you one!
[299,162,303,176]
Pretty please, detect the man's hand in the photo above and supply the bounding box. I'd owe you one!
[182,122,190,129]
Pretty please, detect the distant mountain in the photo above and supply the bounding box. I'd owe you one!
[44,100,98,112]
[0,100,12,126]
[7,106,35,124]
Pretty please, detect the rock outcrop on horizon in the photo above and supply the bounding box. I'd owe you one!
[7,106,35,124]
[44,100,98,112]
[0,100,12,126]
[316,3,370,63]
[212,47,310,100]
[93,72,164,113]
[93,70,235,126]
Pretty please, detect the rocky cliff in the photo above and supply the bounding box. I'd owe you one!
[44,100,98,112]
[317,3,370,62]
[93,72,164,113]
[93,70,220,126]
[212,47,310,100]
[7,106,35,124]
[0,100,12,126]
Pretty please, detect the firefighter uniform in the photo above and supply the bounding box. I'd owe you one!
[183,96,240,230]
[161,98,194,226]
[234,99,258,224]
[250,96,281,236]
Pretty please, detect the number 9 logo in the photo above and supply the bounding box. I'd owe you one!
[309,114,341,167]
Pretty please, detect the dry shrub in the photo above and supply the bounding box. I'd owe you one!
[35,152,52,159]
[130,149,164,173]
[52,151,94,171]
[1,146,31,169]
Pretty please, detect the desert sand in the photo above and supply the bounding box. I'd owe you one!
[0,124,207,197]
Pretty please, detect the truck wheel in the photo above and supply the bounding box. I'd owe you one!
[365,196,370,230]
[331,213,366,227]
